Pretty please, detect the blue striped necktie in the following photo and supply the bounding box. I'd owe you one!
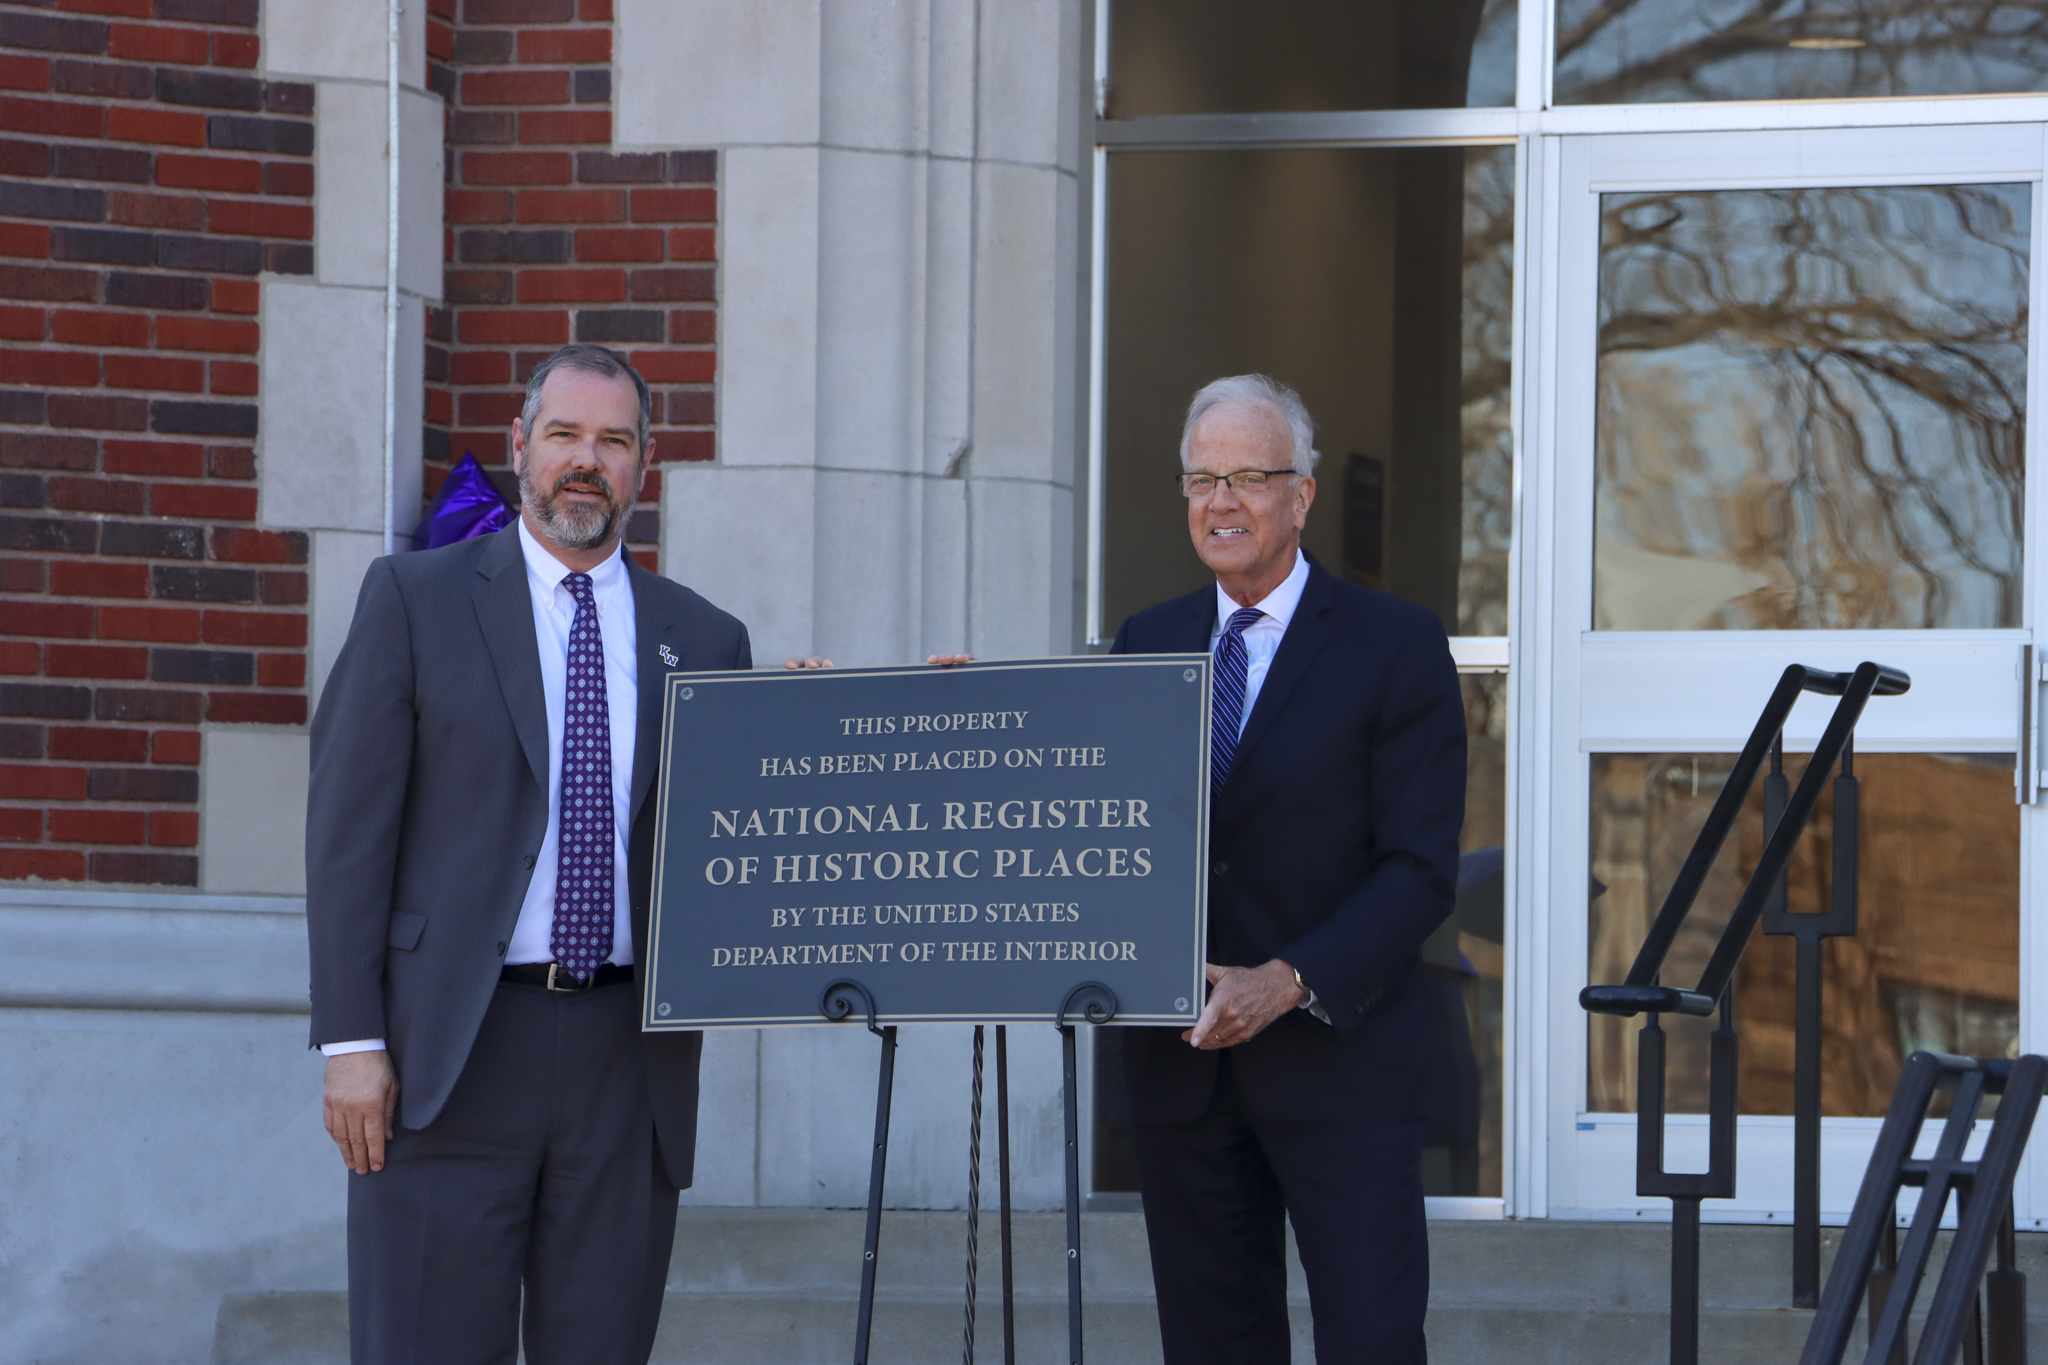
[1210,606,1264,796]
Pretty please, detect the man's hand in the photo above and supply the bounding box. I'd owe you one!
[324,1050,399,1175]
[1183,960,1306,1050]
[784,655,972,669]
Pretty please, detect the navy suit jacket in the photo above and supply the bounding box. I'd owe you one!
[1109,557,1466,1125]
[306,526,751,1187]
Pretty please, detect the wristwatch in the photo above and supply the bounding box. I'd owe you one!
[1292,965,1311,1007]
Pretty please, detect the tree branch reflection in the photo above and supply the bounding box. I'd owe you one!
[1595,183,2026,630]
[1556,0,2048,104]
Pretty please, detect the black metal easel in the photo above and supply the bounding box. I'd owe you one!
[996,1025,1015,1365]
[963,1024,983,1365]
[960,1023,1021,1365]
[822,978,1118,1365]
[820,979,895,1365]
[1057,983,1119,1365]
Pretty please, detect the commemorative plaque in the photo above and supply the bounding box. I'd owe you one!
[643,656,1211,1030]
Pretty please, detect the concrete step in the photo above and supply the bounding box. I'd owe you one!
[212,1209,2048,1364]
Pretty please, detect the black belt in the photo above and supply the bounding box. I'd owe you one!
[500,962,634,992]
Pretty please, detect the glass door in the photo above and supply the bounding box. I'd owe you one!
[1533,124,2047,1223]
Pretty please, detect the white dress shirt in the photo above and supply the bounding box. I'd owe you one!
[321,522,640,1058]
[1207,548,1310,737]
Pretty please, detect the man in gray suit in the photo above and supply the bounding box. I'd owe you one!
[307,343,751,1364]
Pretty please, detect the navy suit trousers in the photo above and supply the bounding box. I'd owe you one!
[1132,1051,1429,1365]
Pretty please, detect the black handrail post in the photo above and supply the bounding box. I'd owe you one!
[1637,1003,1703,1365]
[1672,1193,1702,1365]
[1634,983,1738,1365]
[1803,1052,1941,1365]
[1581,662,1909,1363]
[1916,1057,2048,1365]
[1868,1210,1904,1365]
[1762,733,1818,1309]
[1808,1053,2045,1361]
[1986,1199,2025,1365]
[1765,732,1862,1310]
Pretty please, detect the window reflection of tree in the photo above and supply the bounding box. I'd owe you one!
[1595,184,2026,630]
[1461,147,1516,638]
[1555,0,2048,104]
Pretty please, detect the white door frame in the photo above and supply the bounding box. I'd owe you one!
[1510,121,2048,1224]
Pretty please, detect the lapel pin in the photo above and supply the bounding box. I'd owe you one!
[659,645,678,667]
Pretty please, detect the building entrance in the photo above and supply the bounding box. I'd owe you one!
[1535,124,2042,1223]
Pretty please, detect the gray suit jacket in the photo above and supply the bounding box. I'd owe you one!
[305,526,752,1188]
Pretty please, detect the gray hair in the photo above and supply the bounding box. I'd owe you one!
[1178,374,1319,476]
[519,343,652,454]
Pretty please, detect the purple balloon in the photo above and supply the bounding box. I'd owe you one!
[413,453,517,550]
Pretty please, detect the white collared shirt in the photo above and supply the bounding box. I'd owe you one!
[320,523,640,1058]
[1207,549,1309,738]
[505,517,638,967]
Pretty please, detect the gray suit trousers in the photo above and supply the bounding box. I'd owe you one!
[346,979,679,1365]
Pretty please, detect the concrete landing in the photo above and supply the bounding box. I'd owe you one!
[212,1210,2048,1364]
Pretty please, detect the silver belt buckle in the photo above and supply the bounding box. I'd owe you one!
[545,962,583,992]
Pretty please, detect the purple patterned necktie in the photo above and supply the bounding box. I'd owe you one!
[1210,606,1264,796]
[550,571,614,981]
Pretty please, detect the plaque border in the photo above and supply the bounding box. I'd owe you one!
[642,655,1212,1030]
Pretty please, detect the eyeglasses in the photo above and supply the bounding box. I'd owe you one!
[1175,469,1299,499]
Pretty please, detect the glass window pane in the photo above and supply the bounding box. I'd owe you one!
[1593,184,2028,631]
[1103,146,1515,638]
[1555,0,2048,104]
[1587,752,2019,1117]
[1107,0,1516,116]
[1422,672,1508,1195]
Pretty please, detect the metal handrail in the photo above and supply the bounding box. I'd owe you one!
[1800,1052,2045,1365]
[1583,661,1908,1021]
[1577,660,1909,1365]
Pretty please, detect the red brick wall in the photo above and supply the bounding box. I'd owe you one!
[425,0,718,572]
[0,0,313,886]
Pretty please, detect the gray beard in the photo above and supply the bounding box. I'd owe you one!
[521,467,634,552]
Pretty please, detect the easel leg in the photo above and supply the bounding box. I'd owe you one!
[855,1025,898,1365]
[997,1025,1016,1365]
[964,1025,984,1365]
[1062,1023,1083,1365]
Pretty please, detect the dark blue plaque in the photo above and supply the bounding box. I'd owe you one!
[644,657,1211,1028]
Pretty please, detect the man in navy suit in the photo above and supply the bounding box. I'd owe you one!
[1110,375,1466,1363]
